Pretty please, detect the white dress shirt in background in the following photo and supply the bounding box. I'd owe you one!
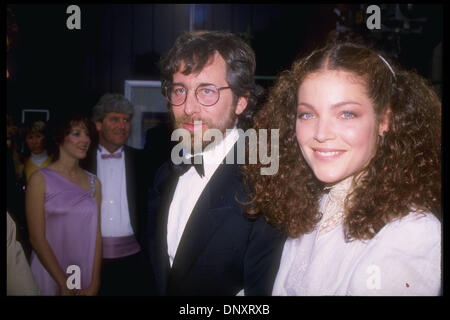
[97,145,134,237]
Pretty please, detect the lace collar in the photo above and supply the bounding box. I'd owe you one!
[317,175,354,236]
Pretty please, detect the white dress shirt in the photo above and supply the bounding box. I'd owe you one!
[272,176,442,296]
[167,127,240,267]
[97,145,134,237]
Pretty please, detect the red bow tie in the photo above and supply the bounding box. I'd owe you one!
[101,152,122,159]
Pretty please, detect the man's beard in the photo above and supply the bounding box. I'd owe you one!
[172,107,237,154]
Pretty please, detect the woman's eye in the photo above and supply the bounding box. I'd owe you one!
[341,111,356,119]
[298,112,314,120]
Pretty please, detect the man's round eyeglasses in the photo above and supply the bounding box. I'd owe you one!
[164,84,231,107]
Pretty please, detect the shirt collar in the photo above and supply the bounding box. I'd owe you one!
[30,150,48,160]
[182,127,239,162]
[324,175,354,202]
[181,127,240,177]
[98,144,124,155]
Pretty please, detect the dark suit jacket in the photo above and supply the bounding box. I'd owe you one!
[81,144,148,244]
[142,144,285,296]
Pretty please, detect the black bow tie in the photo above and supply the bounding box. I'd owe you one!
[171,154,205,178]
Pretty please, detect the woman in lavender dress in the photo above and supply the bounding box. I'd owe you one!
[26,114,102,296]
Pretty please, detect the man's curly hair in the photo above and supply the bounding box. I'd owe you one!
[159,30,264,130]
[242,40,441,241]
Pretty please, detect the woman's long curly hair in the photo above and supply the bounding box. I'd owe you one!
[242,40,441,240]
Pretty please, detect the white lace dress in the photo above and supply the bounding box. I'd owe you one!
[272,176,441,296]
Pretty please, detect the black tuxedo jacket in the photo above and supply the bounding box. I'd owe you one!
[82,144,148,244]
[142,144,285,296]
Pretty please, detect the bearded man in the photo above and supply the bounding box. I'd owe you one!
[142,31,285,296]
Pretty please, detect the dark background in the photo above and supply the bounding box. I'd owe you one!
[6,3,443,124]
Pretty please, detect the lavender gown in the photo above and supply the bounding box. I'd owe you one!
[30,168,98,295]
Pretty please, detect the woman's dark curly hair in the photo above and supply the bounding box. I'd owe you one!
[242,40,441,241]
[47,113,94,162]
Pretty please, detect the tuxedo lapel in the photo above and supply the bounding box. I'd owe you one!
[150,167,180,295]
[168,161,238,287]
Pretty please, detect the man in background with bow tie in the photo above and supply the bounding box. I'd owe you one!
[143,31,285,296]
[83,93,150,295]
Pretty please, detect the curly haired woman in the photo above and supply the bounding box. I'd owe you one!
[243,40,441,295]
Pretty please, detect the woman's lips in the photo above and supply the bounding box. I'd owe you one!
[312,147,346,160]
